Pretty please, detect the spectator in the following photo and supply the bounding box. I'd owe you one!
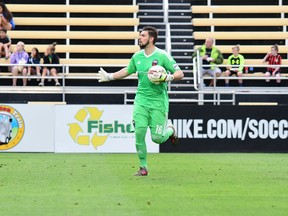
[263,44,282,84]
[10,41,29,86]
[0,28,11,59]
[192,37,223,87]
[39,42,60,86]
[0,2,15,30]
[27,47,41,81]
[224,45,245,87]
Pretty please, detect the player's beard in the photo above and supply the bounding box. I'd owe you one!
[139,40,149,49]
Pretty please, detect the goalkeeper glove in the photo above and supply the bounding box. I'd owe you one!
[162,73,174,82]
[149,72,174,83]
[97,67,114,82]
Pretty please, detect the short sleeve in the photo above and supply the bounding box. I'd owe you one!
[126,56,136,74]
[163,54,180,74]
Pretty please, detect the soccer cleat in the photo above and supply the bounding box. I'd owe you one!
[134,167,148,176]
[167,124,179,146]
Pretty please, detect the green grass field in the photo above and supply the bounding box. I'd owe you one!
[0,153,287,216]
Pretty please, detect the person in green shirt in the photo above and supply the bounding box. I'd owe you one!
[192,37,223,87]
[97,26,184,176]
[224,45,245,87]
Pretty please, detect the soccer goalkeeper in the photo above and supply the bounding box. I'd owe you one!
[97,26,184,176]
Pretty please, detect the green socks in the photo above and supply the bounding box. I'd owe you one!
[136,143,147,168]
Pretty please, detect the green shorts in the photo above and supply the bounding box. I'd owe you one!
[133,103,168,136]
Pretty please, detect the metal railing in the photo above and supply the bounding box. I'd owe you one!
[124,90,235,105]
[193,50,288,91]
[0,61,237,105]
[4,56,288,105]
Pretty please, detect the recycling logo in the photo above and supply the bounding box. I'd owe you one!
[68,107,108,149]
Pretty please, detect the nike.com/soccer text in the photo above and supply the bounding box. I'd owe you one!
[173,119,288,140]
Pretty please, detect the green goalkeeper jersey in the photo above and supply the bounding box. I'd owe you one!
[127,47,180,112]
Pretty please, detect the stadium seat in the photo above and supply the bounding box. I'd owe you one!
[191,5,288,13]
[9,31,139,40]
[192,18,288,26]
[9,45,139,54]
[7,4,139,13]
[13,18,139,26]
[3,3,139,79]
[194,32,288,40]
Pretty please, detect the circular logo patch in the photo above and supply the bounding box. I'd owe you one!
[0,105,25,150]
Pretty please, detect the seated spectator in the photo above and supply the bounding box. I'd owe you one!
[224,45,245,87]
[0,28,11,59]
[192,37,223,87]
[27,47,41,81]
[263,44,282,84]
[39,42,60,86]
[0,3,15,30]
[10,41,29,86]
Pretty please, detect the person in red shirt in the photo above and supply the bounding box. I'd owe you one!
[263,44,282,84]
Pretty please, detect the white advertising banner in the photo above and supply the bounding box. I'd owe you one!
[55,105,159,153]
[0,104,54,152]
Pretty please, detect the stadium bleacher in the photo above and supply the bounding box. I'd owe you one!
[0,3,139,80]
[191,3,288,84]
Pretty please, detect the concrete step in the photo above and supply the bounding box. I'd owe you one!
[171,29,193,32]
[172,38,193,43]
[138,15,163,19]
[169,11,192,17]
[139,23,165,28]
[177,63,193,70]
[169,16,191,19]
[169,9,192,12]
[138,11,164,16]
[139,17,164,22]
[171,31,193,36]
[138,0,162,3]
[169,3,191,10]
[171,35,193,38]
[172,50,193,56]
[174,59,192,64]
[138,4,163,10]
[174,55,192,59]
[169,17,192,23]
[172,44,194,50]
[170,24,193,30]
[168,0,192,3]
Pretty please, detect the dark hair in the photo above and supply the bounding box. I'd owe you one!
[142,26,158,45]
[0,28,7,33]
[49,42,57,53]
[271,44,278,52]
[32,47,41,59]
[0,3,13,21]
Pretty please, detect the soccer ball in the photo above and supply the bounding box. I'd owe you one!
[147,65,167,84]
